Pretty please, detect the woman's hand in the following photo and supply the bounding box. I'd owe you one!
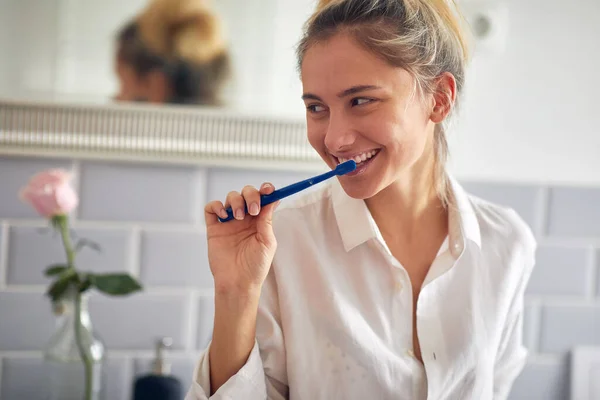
[204,182,279,294]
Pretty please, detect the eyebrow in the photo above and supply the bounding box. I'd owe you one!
[301,85,381,101]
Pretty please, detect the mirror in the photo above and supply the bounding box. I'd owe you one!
[1,0,598,187]
[0,0,312,118]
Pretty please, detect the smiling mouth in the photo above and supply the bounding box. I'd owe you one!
[335,149,380,165]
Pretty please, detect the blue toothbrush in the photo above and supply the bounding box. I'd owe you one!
[218,160,357,223]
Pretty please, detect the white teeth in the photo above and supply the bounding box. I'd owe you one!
[338,150,378,164]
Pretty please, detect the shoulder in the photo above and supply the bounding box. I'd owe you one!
[467,193,537,276]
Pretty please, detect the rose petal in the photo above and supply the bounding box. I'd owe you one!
[19,169,78,218]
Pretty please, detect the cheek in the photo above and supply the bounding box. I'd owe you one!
[306,121,327,154]
[386,108,430,160]
[117,77,136,100]
[117,67,146,101]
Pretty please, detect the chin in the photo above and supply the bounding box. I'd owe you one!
[337,177,382,200]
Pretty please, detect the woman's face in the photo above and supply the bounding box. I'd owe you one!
[114,58,171,103]
[301,32,442,200]
[114,59,149,102]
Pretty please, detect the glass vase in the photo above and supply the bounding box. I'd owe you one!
[43,289,105,400]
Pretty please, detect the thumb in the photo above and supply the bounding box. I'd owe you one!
[255,201,279,244]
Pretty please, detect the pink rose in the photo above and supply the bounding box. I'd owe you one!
[19,169,79,217]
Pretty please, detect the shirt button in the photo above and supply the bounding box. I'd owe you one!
[407,349,415,358]
[394,281,403,291]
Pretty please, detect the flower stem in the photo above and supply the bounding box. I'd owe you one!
[56,215,93,400]
[74,291,93,400]
[56,216,75,269]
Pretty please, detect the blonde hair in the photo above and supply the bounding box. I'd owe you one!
[118,0,230,105]
[297,0,471,206]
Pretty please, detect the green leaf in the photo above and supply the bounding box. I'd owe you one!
[78,275,93,294]
[46,269,78,302]
[44,264,69,277]
[89,273,143,296]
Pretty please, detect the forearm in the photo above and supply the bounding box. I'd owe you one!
[209,287,261,394]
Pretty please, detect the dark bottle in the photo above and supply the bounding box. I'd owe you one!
[132,337,183,400]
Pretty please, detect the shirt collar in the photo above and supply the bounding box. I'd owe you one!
[331,175,481,258]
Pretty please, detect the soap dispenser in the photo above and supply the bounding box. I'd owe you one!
[133,337,184,400]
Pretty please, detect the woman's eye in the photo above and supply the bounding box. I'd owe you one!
[307,104,326,113]
[351,98,373,107]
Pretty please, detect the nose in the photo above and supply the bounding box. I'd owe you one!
[324,114,356,153]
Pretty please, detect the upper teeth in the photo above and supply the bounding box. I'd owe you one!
[338,150,378,164]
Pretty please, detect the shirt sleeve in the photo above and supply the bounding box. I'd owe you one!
[185,268,289,400]
[493,228,537,400]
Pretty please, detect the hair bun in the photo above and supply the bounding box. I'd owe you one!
[137,0,226,64]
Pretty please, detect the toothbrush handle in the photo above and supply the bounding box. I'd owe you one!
[217,179,323,223]
[217,186,300,223]
[217,170,337,223]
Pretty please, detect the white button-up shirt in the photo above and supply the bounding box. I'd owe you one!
[186,176,537,400]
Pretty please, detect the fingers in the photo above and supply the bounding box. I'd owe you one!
[259,182,275,196]
[204,200,228,226]
[255,183,278,226]
[241,185,262,217]
[224,190,245,221]
[205,182,276,225]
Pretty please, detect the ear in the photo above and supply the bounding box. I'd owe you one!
[144,70,173,103]
[430,72,457,124]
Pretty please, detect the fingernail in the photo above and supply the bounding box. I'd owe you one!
[262,183,272,189]
[219,209,228,219]
[249,203,259,216]
[235,209,244,220]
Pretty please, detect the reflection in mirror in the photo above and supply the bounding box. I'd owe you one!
[0,0,236,110]
[0,0,310,117]
[113,0,231,106]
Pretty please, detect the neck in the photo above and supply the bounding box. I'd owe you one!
[365,151,448,245]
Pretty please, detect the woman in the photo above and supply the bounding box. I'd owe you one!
[114,0,230,105]
[189,0,536,398]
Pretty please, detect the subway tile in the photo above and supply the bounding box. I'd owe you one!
[0,292,55,351]
[0,227,4,285]
[460,181,541,231]
[206,168,316,205]
[196,295,214,350]
[78,162,206,224]
[525,244,590,296]
[0,157,73,219]
[0,358,47,400]
[133,355,197,397]
[539,305,600,353]
[0,356,131,400]
[140,231,212,288]
[6,226,131,285]
[522,303,539,351]
[508,357,569,400]
[104,356,133,400]
[88,293,190,350]
[547,186,600,237]
[596,249,600,297]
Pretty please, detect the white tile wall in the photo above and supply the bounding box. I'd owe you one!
[0,155,599,399]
